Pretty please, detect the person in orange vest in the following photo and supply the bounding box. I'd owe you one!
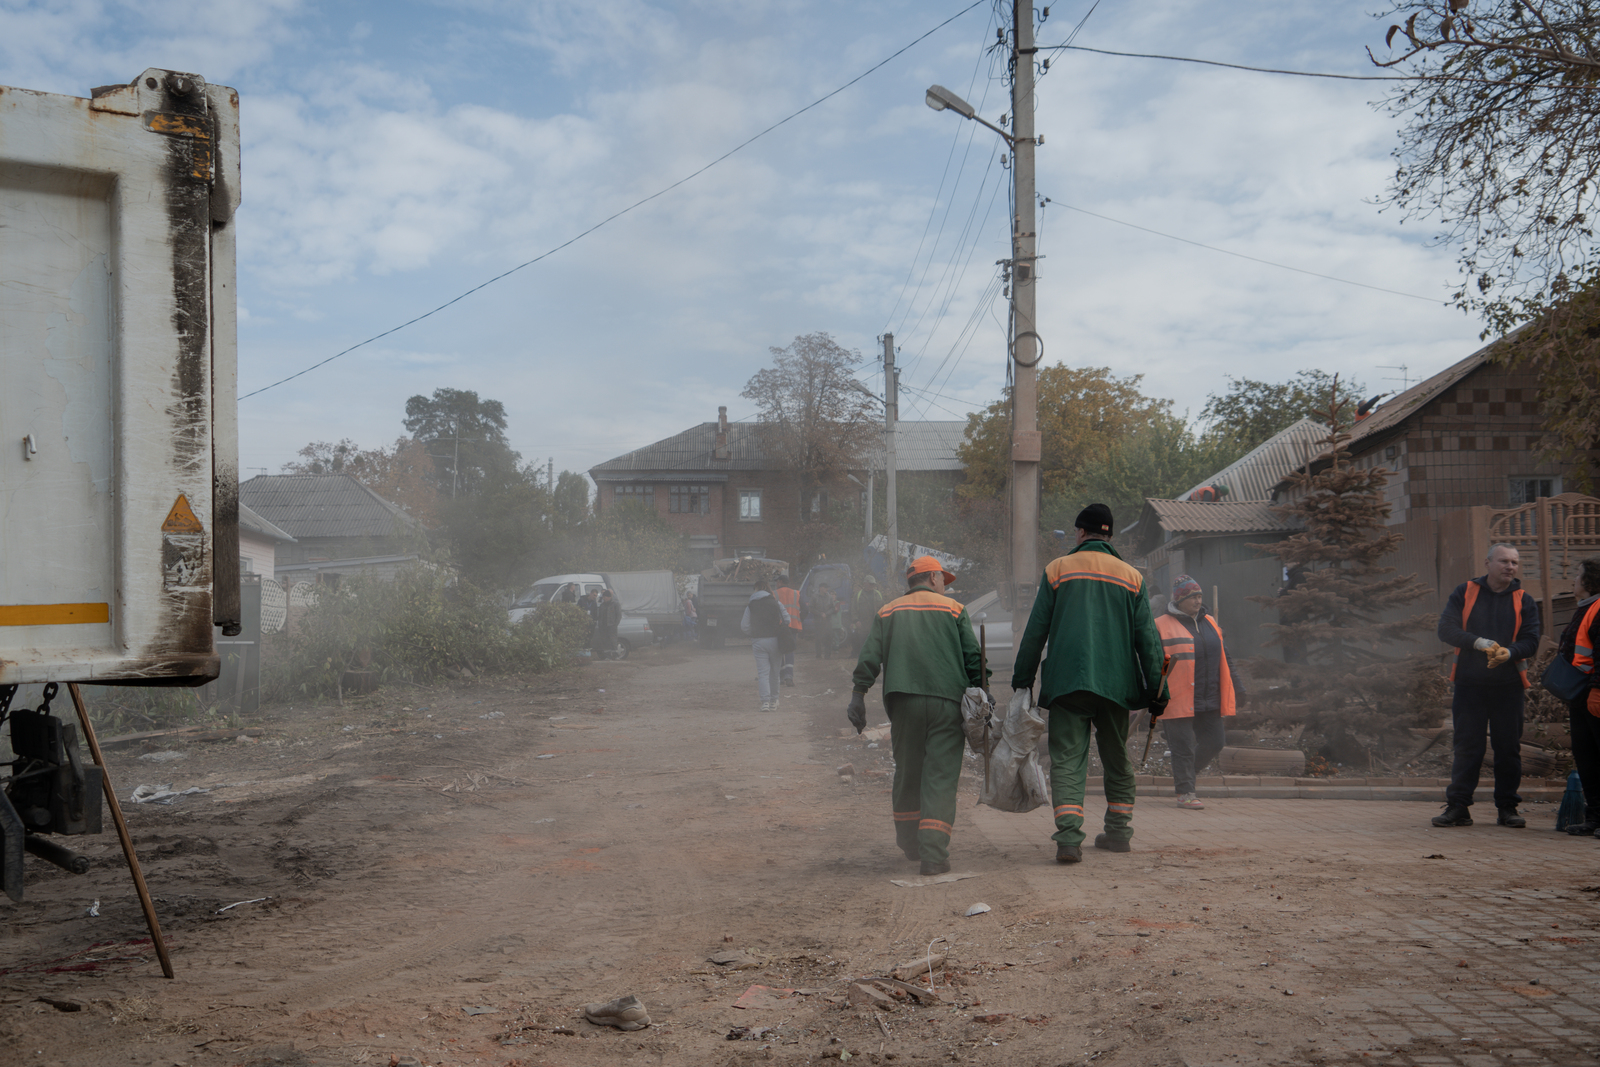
[1556,556,1600,835]
[773,576,804,687]
[1155,575,1246,810]
[1433,544,1542,828]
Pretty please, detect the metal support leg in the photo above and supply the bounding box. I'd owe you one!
[67,683,174,978]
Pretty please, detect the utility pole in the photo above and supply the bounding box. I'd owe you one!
[548,457,554,492]
[883,333,900,584]
[1008,1,1042,615]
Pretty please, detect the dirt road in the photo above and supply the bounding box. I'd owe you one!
[4,642,1599,1067]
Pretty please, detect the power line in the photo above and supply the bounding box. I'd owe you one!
[240,1,988,401]
[1044,43,1551,87]
[1056,202,1443,302]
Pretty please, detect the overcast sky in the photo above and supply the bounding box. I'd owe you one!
[0,0,1485,484]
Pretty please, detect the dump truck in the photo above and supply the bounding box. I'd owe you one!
[1,69,241,902]
[696,557,789,647]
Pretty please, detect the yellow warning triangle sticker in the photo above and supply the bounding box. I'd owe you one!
[161,494,204,534]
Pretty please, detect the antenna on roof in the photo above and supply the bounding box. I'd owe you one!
[1378,364,1412,391]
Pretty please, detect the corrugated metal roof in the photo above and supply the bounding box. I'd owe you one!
[238,502,296,543]
[1135,498,1301,553]
[240,475,418,540]
[1179,417,1327,502]
[1145,499,1298,534]
[589,419,966,476]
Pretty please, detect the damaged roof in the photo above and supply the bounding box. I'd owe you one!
[1178,417,1327,502]
[240,474,418,540]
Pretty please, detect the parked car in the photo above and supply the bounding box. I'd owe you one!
[508,573,652,659]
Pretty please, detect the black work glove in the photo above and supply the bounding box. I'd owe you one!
[847,692,867,734]
[1147,694,1170,720]
[1235,688,1249,709]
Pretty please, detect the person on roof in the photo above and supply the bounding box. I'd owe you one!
[1010,504,1168,865]
[847,556,986,876]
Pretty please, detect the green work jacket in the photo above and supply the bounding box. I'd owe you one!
[852,589,985,702]
[1010,540,1167,710]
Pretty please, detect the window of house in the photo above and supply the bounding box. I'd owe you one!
[739,489,762,521]
[809,490,827,515]
[1509,477,1561,505]
[670,485,710,515]
[614,484,654,508]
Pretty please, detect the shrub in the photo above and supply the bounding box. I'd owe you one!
[271,565,588,701]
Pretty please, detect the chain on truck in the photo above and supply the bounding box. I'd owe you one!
[1,69,242,972]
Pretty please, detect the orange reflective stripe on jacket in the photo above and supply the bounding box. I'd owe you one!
[1573,597,1600,675]
[1451,582,1530,689]
[1154,612,1235,720]
[774,586,803,629]
[1043,550,1143,595]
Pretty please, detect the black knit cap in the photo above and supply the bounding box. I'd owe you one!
[1074,502,1114,537]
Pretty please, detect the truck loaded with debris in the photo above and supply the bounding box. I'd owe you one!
[695,557,789,647]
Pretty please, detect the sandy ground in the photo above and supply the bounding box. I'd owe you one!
[3,641,1600,1067]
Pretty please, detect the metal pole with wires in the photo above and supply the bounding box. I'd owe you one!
[884,333,900,583]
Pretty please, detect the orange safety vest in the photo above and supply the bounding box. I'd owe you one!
[774,586,803,630]
[1571,597,1600,676]
[1450,581,1531,689]
[1155,612,1235,720]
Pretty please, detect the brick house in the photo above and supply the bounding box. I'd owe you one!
[588,407,965,571]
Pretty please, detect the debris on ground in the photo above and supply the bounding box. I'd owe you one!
[581,993,650,1030]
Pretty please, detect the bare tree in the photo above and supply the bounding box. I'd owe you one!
[741,333,881,524]
[1372,1,1600,482]
[1372,0,1600,319]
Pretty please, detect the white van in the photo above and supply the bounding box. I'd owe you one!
[509,573,652,658]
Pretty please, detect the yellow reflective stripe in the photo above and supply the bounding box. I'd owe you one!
[0,603,110,626]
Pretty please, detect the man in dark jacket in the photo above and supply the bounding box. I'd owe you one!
[594,589,623,660]
[1434,544,1542,828]
[1011,504,1168,864]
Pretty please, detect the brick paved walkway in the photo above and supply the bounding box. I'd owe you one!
[968,795,1600,1066]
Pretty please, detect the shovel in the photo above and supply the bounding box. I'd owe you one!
[1139,656,1176,767]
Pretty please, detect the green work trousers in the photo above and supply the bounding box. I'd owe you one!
[1047,690,1136,847]
[886,692,965,865]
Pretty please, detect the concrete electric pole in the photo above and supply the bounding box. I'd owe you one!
[1008,1,1042,616]
[883,332,900,584]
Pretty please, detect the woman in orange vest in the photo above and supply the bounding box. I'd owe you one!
[1558,557,1600,836]
[774,576,804,687]
[1155,575,1245,810]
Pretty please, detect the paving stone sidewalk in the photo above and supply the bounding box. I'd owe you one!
[968,795,1600,1066]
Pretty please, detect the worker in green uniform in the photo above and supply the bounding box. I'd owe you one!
[848,556,986,876]
[1011,503,1169,865]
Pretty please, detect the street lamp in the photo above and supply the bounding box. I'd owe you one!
[924,84,1015,144]
[922,3,1043,616]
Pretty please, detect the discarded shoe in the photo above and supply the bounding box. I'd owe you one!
[1055,845,1082,864]
[1566,821,1600,836]
[1497,807,1526,828]
[919,858,950,876]
[1177,793,1205,810]
[1094,834,1130,853]
[583,993,650,1031]
[1431,805,1472,827]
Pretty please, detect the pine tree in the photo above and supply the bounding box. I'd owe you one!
[1247,381,1437,759]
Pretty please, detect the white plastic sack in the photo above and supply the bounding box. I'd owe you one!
[976,690,1051,813]
[959,688,994,753]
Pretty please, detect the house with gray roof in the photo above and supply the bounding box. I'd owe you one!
[239,474,423,576]
[589,406,966,570]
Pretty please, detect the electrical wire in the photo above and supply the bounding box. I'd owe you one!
[1041,43,1552,87]
[1056,202,1443,302]
[240,1,988,401]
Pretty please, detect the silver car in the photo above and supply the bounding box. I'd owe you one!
[508,585,653,659]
